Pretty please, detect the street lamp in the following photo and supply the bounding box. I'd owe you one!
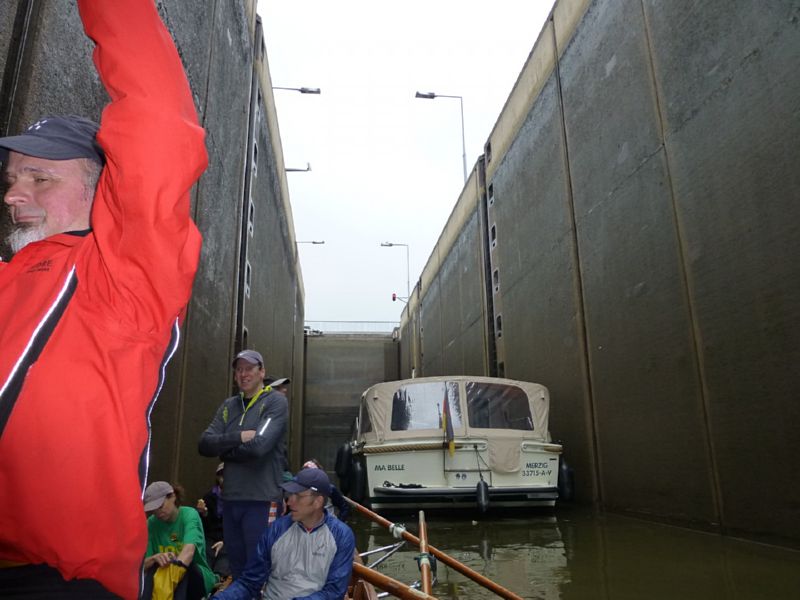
[272,86,321,94]
[296,240,325,245]
[415,91,467,183]
[380,242,410,299]
[273,88,319,171]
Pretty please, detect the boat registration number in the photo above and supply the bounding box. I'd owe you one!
[522,462,552,477]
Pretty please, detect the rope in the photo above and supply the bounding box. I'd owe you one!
[362,442,450,454]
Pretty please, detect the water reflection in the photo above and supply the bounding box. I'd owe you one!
[349,507,800,599]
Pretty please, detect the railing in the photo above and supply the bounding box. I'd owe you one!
[305,321,399,334]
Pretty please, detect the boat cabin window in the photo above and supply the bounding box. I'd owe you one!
[466,382,534,430]
[391,381,462,431]
[359,400,373,435]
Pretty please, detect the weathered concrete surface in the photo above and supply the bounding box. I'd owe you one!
[420,219,489,378]
[303,334,399,474]
[490,69,599,506]
[643,0,800,540]
[0,1,305,502]
[400,0,800,546]
[561,0,718,525]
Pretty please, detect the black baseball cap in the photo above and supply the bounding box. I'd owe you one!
[0,115,105,165]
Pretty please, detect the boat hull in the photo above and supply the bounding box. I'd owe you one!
[355,438,561,511]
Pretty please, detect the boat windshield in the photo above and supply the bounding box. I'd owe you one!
[390,381,462,431]
[466,382,534,430]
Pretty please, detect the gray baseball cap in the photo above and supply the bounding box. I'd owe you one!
[143,481,174,511]
[232,349,263,367]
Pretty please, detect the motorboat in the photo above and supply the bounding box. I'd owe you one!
[335,376,571,511]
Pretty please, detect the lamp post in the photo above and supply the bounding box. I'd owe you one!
[380,242,410,300]
[296,240,325,245]
[272,86,321,94]
[415,91,467,183]
[273,88,319,171]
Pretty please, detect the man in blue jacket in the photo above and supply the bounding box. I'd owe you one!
[214,469,355,600]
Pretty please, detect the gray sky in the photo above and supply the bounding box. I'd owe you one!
[259,1,555,325]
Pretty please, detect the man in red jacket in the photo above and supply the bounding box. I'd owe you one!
[0,1,206,598]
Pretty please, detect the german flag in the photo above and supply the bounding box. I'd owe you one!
[442,390,455,456]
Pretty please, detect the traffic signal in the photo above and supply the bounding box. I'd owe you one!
[392,293,397,302]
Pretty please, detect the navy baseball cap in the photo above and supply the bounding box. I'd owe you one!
[281,468,331,498]
[0,115,105,165]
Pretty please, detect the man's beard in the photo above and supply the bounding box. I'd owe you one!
[7,223,47,254]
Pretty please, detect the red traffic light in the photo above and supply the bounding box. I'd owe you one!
[392,293,397,301]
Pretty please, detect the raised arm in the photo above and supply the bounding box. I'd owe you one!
[77,0,207,329]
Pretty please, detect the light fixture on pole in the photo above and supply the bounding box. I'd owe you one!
[380,242,410,300]
[415,91,467,183]
[272,86,321,94]
[285,162,312,172]
[296,240,325,245]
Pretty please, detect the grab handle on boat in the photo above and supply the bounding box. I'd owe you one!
[345,497,524,600]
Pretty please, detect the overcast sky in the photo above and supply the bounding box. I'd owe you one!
[259,1,555,327]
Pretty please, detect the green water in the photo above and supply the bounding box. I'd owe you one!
[350,507,800,599]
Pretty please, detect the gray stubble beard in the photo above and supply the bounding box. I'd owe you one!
[7,223,47,254]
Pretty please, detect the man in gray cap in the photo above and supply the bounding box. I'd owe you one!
[198,349,289,580]
[0,1,206,598]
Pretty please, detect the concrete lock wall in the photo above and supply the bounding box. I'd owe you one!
[303,334,400,476]
[400,0,800,546]
[0,1,306,501]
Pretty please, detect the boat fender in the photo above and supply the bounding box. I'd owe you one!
[335,443,353,494]
[558,456,575,502]
[476,480,490,513]
[350,459,367,504]
[335,443,353,478]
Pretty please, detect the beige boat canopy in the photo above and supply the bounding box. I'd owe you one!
[357,376,552,445]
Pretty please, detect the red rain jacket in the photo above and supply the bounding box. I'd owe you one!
[0,1,206,598]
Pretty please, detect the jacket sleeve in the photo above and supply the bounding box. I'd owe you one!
[299,519,356,600]
[198,401,243,457]
[221,392,288,461]
[77,0,206,331]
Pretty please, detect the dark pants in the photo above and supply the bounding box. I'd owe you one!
[222,500,271,578]
[141,562,206,600]
[0,564,120,599]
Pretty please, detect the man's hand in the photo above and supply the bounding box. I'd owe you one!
[240,430,256,443]
[152,552,176,568]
